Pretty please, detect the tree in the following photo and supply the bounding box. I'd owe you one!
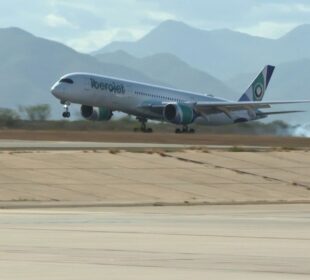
[0,108,20,120]
[0,108,20,127]
[19,104,51,121]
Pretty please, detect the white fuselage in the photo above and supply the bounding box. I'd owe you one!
[51,73,255,125]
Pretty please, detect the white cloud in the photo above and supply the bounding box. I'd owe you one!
[45,14,77,28]
[251,3,310,16]
[295,4,310,13]
[146,11,177,22]
[1,0,310,53]
[237,21,300,39]
[67,27,148,53]
[48,0,99,14]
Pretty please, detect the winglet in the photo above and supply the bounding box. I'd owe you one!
[239,65,275,102]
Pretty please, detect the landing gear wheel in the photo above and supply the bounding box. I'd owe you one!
[175,126,196,134]
[62,112,71,118]
[62,101,71,119]
[136,117,153,133]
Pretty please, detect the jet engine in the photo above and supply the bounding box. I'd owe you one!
[163,104,195,125]
[81,105,113,121]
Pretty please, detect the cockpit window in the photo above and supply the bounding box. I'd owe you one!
[60,78,74,84]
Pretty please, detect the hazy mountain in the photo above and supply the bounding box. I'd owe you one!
[95,20,310,80]
[276,25,310,62]
[0,27,163,118]
[96,51,236,99]
[227,59,310,124]
[0,27,237,119]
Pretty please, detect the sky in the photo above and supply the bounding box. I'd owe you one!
[0,0,310,53]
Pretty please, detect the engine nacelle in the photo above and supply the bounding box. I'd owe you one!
[81,105,113,121]
[163,104,195,125]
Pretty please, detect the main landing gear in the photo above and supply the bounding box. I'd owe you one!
[62,101,71,118]
[134,117,153,133]
[175,125,195,134]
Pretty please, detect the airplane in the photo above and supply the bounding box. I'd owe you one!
[51,65,308,133]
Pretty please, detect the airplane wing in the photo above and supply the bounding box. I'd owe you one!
[139,100,310,115]
[194,100,310,113]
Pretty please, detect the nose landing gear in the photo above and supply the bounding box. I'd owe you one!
[62,101,71,118]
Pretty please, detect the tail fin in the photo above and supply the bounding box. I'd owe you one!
[238,65,275,102]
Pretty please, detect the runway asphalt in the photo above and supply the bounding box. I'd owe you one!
[0,204,309,280]
[0,139,195,151]
[1,130,310,148]
[0,139,271,151]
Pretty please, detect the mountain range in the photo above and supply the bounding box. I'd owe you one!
[97,20,310,80]
[0,26,235,118]
[0,27,164,117]
[0,21,309,124]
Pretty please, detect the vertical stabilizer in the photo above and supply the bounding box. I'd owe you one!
[238,65,275,102]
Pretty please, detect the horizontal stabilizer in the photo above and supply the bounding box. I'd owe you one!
[257,110,306,116]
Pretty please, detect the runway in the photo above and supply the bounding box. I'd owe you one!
[0,204,309,279]
[1,130,310,149]
[0,137,309,279]
[0,139,195,151]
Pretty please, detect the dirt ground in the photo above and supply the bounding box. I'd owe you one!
[0,130,310,147]
[0,149,309,207]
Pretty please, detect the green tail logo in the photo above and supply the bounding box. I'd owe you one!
[252,72,265,101]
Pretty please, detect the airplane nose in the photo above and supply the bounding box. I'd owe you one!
[51,83,62,98]
[51,87,56,97]
[51,83,57,96]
